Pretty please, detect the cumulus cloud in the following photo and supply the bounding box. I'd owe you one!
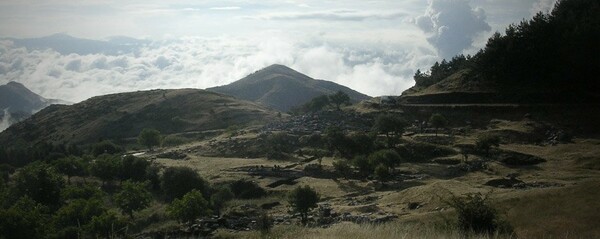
[530,0,557,15]
[0,34,434,103]
[416,0,491,59]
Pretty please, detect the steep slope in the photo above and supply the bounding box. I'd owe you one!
[207,64,371,111]
[0,81,69,131]
[0,89,278,146]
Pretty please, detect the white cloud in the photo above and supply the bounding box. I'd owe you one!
[416,0,491,59]
[209,6,241,11]
[250,10,407,21]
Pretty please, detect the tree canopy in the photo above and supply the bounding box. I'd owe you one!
[373,114,407,148]
[161,167,208,202]
[288,185,319,225]
[114,181,152,218]
[138,128,161,151]
[167,189,212,223]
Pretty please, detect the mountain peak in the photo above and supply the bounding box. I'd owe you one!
[253,64,305,78]
[6,81,26,89]
[207,65,371,111]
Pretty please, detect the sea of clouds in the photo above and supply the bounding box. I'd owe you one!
[0,34,440,103]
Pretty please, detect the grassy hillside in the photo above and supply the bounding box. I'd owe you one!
[208,64,371,112]
[0,88,278,146]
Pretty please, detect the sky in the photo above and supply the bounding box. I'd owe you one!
[0,0,557,103]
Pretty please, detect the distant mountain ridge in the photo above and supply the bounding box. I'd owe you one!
[207,64,371,112]
[5,33,149,55]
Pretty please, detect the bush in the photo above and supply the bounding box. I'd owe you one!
[368,149,402,171]
[288,185,319,225]
[374,164,392,182]
[352,155,374,177]
[114,181,152,219]
[61,183,105,201]
[476,134,501,156]
[429,113,448,136]
[53,198,106,228]
[90,154,121,185]
[229,180,266,199]
[0,196,50,239]
[167,189,212,223]
[373,114,407,148]
[119,155,150,182]
[86,210,127,239]
[52,156,87,183]
[91,140,123,156]
[211,186,234,215]
[447,193,513,235]
[333,160,353,178]
[303,163,323,175]
[161,167,208,202]
[162,135,189,147]
[138,128,162,151]
[13,162,65,208]
[256,211,273,234]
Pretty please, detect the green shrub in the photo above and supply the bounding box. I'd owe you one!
[288,186,319,225]
[333,160,353,178]
[167,189,212,223]
[0,196,50,239]
[52,156,87,183]
[114,181,153,219]
[352,155,373,177]
[91,140,123,156]
[162,135,189,147]
[86,210,127,238]
[13,162,65,208]
[229,180,266,199]
[476,134,501,156]
[368,149,402,171]
[211,186,234,215]
[90,154,121,185]
[53,198,106,228]
[161,167,208,202]
[61,183,105,201]
[447,193,513,235]
[138,128,162,151]
[119,155,150,182]
[374,164,392,182]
